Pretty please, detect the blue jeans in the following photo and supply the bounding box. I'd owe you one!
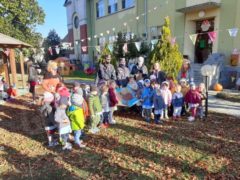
[74,130,82,145]
[61,133,69,144]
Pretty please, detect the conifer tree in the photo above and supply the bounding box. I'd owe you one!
[150,17,183,79]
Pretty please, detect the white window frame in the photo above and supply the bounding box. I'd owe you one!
[108,0,118,14]
[97,0,105,18]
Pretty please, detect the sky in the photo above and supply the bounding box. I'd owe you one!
[36,0,67,39]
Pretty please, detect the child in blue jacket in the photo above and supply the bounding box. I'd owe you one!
[141,79,154,123]
[153,88,165,124]
[172,84,184,120]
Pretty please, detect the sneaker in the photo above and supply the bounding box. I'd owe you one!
[101,123,109,128]
[188,116,195,122]
[109,119,116,124]
[62,142,72,150]
[78,143,86,148]
[94,127,100,133]
[48,141,58,147]
[89,128,97,134]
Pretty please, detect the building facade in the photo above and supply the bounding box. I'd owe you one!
[64,0,240,66]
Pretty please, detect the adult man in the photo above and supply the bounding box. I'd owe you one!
[131,56,148,79]
[116,58,130,87]
[97,55,116,85]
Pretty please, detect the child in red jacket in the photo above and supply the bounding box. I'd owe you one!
[108,80,118,124]
[185,83,201,122]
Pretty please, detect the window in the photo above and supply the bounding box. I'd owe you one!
[74,16,79,29]
[108,0,118,14]
[96,0,105,18]
[122,0,135,9]
[150,26,162,39]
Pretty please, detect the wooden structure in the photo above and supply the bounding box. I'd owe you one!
[0,33,31,88]
[54,57,76,76]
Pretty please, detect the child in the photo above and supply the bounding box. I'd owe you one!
[161,81,172,120]
[185,83,201,122]
[40,92,58,147]
[141,79,154,123]
[197,83,206,120]
[6,84,17,100]
[108,80,118,124]
[101,85,110,128]
[81,83,90,100]
[153,88,165,124]
[179,78,190,116]
[55,96,72,150]
[172,85,184,120]
[127,76,138,91]
[88,85,102,133]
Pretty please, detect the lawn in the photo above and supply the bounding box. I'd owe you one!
[63,71,95,81]
[0,94,239,179]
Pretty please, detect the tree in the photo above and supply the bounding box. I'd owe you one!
[149,17,183,80]
[113,32,126,61]
[98,43,117,67]
[43,30,61,61]
[0,0,45,46]
[126,35,140,60]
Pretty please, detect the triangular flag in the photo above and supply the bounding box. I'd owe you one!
[171,37,176,46]
[108,44,113,53]
[151,39,158,45]
[189,34,198,45]
[228,28,238,37]
[123,43,128,53]
[95,46,101,53]
[55,47,60,54]
[48,47,53,55]
[81,46,87,52]
[135,42,141,51]
[4,49,10,56]
[208,31,217,42]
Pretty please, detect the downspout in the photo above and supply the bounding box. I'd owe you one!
[144,0,147,40]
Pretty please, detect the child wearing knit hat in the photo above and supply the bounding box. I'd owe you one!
[40,92,58,147]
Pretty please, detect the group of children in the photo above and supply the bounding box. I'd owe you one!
[40,80,119,150]
[0,76,17,101]
[138,76,206,124]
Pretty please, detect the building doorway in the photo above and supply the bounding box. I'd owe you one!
[195,18,214,63]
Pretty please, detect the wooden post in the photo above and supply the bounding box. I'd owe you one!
[20,51,26,88]
[9,49,17,87]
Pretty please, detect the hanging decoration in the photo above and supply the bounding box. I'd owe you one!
[171,37,176,46]
[81,46,87,53]
[4,49,10,56]
[208,31,217,42]
[151,39,158,45]
[201,20,211,32]
[95,46,101,53]
[108,44,114,53]
[135,42,141,51]
[123,43,128,53]
[189,34,198,45]
[228,28,239,37]
[55,46,60,54]
[48,47,53,55]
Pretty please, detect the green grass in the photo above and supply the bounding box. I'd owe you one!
[0,96,239,179]
[63,71,95,81]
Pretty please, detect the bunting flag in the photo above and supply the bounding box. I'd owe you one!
[81,46,87,53]
[4,49,10,56]
[151,39,158,45]
[228,28,239,37]
[95,46,101,53]
[135,42,141,51]
[189,34,198,45]
[48,47,53,55]
[55,47,60,54]
[171,37,176,46]
[208,31,217,42]
[123,43,128,53]
[108,44,113,53]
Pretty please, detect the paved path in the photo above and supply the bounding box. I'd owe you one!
[208,91,240,117]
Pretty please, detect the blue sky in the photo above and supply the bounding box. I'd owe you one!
[36,0,67,39]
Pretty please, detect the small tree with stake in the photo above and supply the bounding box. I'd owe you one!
[150,16,183,80]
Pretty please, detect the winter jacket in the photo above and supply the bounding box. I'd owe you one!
[71,93,84,107]
[177,68,194,83]
[28,66,38,82]
[54,107,70,129]
[88,94,102,116]
[131,64,148,78]
[161,88,172,105]
[141,87,154,108]
[172,92,184,107]
[117,64,130,87]
[101,92,110,112]
[40,103,55,127]
[82,99,90,118]
[185,90,201,104]
[42,72,61,93]
[153,94,165,111]
[181,85,190,97]
[67,107,85,131]
[98,63,116,82]
[109,87,118,107]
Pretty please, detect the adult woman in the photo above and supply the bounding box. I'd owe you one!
[178,58,193,83]
[151,62,166,84]
[116,58,130,87]
[28,61,39,104]
[42,60,62,93]
[131,56,148,79]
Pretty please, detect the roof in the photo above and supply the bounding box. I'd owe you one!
[176,2,221,13]
[64,0,72,7]
[0,33,32,48]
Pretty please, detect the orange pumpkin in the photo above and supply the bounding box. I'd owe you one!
[214,83,223,92]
